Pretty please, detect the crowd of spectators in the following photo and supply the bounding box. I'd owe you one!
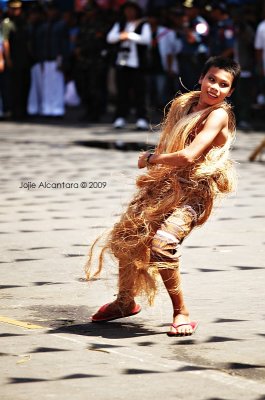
[0,0,265,131]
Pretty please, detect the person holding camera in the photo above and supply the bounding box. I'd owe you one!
[107,0,151,130]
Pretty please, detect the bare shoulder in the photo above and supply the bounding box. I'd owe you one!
[207,107,229,126]
[207,108,230,146]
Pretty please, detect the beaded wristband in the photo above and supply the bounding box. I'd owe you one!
[146,152,154,165]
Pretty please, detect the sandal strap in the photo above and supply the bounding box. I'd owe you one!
[171,322,193,329]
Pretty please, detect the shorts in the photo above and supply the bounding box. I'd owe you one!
[150,205,198,269]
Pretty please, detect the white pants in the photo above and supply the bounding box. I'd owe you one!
[27,61,65,116]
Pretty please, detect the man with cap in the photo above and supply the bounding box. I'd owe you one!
[107,0,151,130]
[1,1,22,41]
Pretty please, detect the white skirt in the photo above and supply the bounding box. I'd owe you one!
[27,61,65,116]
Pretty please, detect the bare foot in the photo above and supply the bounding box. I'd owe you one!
[169,313,194,336]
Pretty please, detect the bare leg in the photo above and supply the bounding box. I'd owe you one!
[159,268,194,335]
[116,260,136,310]
[92,260,137,319]
[151,206,197,334]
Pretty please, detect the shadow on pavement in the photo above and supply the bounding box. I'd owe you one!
[49,320,164,339]
[73,139,153,152]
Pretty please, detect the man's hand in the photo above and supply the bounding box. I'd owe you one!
[185,29,197,44]
[0,60,4,73]
[120,31,129,41]
[138,151,149,169]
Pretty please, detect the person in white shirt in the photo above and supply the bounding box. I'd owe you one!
[254,13,265,106]
[107,1,151,130]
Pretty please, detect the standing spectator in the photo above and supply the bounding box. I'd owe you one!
[233,10,255,130]
[74,3,108,122]
[0,29,5,117]
[147,11,181,110]
[1,1,16,40]
[63,11,80,54]
[107,0,152,130]
[1,0,23,118]
[178,0,209,91]
[62,10,80,79]
[254,10,265,107]
[167,7,186,95]
[27,4,44,117]
[27,1,69,117]
[209,2,235,58]
[62,10,81,108]
[4,0,31,120]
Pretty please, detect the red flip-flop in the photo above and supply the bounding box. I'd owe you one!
[167,321,198,337]
[91,303,142,323]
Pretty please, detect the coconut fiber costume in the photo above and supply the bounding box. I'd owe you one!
[85,90,236,307]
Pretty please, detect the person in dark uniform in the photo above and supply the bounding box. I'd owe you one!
[208,2,235,58]
[147,11,181,110]
[178,0,209,91]
[27,3,44,117]
[233,9,255,130]
[74,3,109,122]
[2,0,31,120]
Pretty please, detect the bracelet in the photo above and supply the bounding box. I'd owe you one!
[146,152,154,165]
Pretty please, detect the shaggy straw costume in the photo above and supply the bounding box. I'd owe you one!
[85,91,236,306]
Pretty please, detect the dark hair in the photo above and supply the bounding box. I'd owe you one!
[121,1,142,18]
[211,1,227,13]
[200,56,241,89]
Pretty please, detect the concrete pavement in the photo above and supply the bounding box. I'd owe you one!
[0,119,265,400]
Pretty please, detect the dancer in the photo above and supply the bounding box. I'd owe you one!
[85,56,240,336]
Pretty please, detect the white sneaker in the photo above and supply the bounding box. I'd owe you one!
[113,117,126,129]
[135,118,149,131]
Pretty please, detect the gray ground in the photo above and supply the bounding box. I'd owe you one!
[0,120,265,400]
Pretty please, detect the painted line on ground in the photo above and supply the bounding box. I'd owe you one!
[0,315,44,330]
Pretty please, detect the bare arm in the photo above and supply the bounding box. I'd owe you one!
[106,23,121,44]
[138,108,228,168]
[120,23,151,45]
[3,39,12,68]
[0,46,4,73]
[107,22,151,45]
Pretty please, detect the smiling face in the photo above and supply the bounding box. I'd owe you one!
[198,67,234,108]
